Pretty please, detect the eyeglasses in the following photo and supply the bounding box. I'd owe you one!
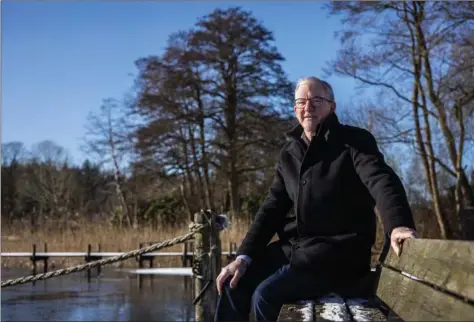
[294,96,332,109]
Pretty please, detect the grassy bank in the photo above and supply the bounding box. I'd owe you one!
[1,218,251,270]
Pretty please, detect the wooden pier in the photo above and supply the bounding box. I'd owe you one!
[0,240,237,280]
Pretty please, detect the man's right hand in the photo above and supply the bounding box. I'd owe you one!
[216,257,248,296]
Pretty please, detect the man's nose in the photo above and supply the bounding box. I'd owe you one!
[303,100,315,111]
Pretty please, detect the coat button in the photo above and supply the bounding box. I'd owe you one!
[301,180,307,185]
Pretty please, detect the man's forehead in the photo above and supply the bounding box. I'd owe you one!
[295,82,325,98]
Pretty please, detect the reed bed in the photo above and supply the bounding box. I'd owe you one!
[1,218,252,270]
[1,216,383,270]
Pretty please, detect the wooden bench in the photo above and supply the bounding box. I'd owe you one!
[278,238,474,321]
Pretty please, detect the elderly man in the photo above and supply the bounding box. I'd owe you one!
[214,77,417,321]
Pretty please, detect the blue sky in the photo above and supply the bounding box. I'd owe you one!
[2,1,360,165]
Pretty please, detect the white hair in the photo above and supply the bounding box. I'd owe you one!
[295,77,335,101]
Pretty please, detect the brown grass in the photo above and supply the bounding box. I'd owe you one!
[1,218,252,270]
[1,216,388,271]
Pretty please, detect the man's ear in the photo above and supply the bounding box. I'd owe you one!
[331,102,337,113]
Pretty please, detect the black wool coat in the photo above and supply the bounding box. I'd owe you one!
[237,113,416,274]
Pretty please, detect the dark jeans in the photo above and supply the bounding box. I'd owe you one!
[214,241,361,321]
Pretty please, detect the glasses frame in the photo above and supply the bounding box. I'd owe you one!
[294,96,333,109]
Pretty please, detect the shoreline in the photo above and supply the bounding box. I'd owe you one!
[1,220,247,270]
[1,219,384,271]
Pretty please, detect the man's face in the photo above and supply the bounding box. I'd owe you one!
[294,82,335,134]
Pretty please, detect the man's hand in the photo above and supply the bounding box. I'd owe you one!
[390,226,418,256]
[216,257,248,296]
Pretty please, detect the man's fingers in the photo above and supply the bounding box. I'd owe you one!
[391,228,417,256]
[229,269,242,289]
[216,269,230,296]
[391,239,401,257]
[396,230,417,239]
[216,274,227,296]
[216,275,222,296]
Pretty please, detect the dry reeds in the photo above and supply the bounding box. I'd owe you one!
[1,217,252,270]
[1,214,391,270]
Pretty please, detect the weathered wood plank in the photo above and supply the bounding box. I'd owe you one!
[345,298,386,321]
[376,267,474,321]
[278,301,314,321]
[279,295,387,321]
[314,294,351,321]
[384,238,474,301]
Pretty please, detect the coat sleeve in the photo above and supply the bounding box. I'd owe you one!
[348,128,416,237]
[236,156,293,259]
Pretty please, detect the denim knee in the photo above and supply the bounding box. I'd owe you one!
[251,283,272,306]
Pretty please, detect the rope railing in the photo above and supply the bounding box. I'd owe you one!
[1,222,206,288]
[1,209,228,322]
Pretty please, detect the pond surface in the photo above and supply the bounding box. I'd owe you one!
[1,268,194,321]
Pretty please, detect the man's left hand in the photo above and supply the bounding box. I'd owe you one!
[390,226,418,256]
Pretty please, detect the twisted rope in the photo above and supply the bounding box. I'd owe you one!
[1,223,206,288]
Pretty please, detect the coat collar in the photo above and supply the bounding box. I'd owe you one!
[284,113,342,162]
[285,112,341,144]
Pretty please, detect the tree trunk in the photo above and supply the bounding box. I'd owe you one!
[188,123,206,209]
[199,118,213,210]
[195,86,213,210]
[180,180,193,222]
[405,2,450,238]
[454,95,466,235]
[180,126,199,211]
[413,2,474,208]
[225,82,240,219]
[228,144,240,219]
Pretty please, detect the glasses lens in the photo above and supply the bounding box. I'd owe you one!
[295,98,325,108]
[295,99,306,108]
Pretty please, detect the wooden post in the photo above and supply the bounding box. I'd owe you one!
[209,211,221,318]
[87,244,92,282]
[149,242,154,268]
[182,242,188,267]
[190,241,194,266]
[138,243,144,268]
[32,244,37,276]
[138,243,144,289]
[194,211,211,322]
[43,243,48,273]
[97,244,102,276]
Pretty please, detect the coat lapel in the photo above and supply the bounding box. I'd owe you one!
[285,123,307,162]
[284,113,342,162]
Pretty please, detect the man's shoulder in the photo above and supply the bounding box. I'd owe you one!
[339,124,374,139]
[338,124,377,147]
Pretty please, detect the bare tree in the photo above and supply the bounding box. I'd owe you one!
[21,140,76,230]
[1,142,27,223]
[186,7,293,218]
[325,1,474,238]
[82,98,135,228]
[2,141,27,166]
[133,8,293,220]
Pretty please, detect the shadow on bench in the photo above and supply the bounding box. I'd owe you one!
[278,238,474,321]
